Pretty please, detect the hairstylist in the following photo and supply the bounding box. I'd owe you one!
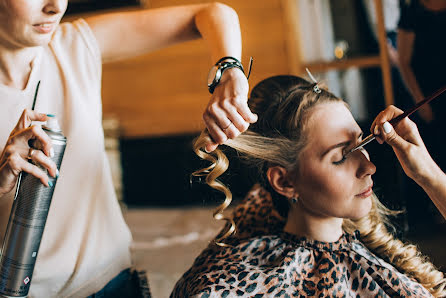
[0,0,255,296]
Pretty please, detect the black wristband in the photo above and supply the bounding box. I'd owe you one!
[207,57,245,94]
[215,56,244,73]
[216,56,241,65]
[207,56,254,94]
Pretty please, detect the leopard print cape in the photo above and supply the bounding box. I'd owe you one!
[171,185,432,297]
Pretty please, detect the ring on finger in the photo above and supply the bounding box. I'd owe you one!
[27,148,36,160]
[223,122,232,131]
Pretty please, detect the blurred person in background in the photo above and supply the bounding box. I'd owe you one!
[397,0,446,231]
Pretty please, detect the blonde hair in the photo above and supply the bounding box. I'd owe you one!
[193,75,446,296]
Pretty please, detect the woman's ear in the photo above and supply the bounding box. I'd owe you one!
[266,166,297,199]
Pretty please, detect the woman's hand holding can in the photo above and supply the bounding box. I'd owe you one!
[0,109,58,196]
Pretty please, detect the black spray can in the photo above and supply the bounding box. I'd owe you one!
[0,116,66,297]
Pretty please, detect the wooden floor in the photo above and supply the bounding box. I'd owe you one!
[124,207,223,298]
[123,207,446,298]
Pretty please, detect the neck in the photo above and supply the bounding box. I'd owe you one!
[0,45,40,90]
[284,202,343,242]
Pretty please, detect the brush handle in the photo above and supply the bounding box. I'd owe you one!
[31,81,41,111]
[389,85,446,126]
[349,84,446,154]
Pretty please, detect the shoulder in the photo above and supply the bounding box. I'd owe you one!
[171,234,289,297]
[48,19,102,82]
[50,19,101,64]
[229,184,286,240]
[349,238,433,296]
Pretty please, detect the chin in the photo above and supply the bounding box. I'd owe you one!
[13,33,51,48]
[349,196,373,220]
[27,35,52,47]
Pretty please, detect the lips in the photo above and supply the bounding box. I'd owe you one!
[33,22,56,34]
[356,184,373,198]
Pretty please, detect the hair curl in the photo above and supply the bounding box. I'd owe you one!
[192,75,446,296]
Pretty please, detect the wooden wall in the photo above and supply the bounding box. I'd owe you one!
[97,0,297,138]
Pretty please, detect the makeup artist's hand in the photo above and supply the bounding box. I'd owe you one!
[203,68,257,152]
[373,105,446,218]
[371,105,438,184]
[0,110,58,196]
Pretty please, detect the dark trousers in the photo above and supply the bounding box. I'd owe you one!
[87,269,146,298]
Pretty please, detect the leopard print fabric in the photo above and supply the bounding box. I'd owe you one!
[171,185,432,297]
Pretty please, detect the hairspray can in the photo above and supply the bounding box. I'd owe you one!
[0,116,66,297]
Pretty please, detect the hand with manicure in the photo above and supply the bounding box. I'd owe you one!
[371,105,440,185]
[202,67,257,152]
[0,109,58,196]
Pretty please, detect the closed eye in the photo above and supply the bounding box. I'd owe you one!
[332,132,364,165]
[332,155,347,165]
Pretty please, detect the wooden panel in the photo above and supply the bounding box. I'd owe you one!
[281,0,303,75]
[99,0,292,137]
[373,0,394,106]
[303,56,381,73]
[65,1,394,137]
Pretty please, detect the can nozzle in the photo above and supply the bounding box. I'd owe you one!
[44,114,62,132]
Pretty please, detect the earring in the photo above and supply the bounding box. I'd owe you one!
[290,197,298,204]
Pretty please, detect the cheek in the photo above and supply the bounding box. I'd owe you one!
[297,163,359,213]
[301,164,354,197]
[13,0,42,23]
[6,0,25,16]
[326,168,355,195]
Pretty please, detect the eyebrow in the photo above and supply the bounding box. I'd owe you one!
[322,132,363,157]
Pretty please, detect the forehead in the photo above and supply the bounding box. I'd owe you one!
[304,102,360,152]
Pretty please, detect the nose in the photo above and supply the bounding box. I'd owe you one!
[354,149,376,179]
[43,0,67,15]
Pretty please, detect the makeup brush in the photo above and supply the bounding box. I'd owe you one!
[31,80,40,111]
[348,84,446,154]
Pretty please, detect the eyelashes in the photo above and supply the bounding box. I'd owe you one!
[331,133,365,166]
[332,147,367,166]
[332,147,350,165]
[332,155,347,165]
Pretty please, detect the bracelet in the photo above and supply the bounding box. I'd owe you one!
[216,56,253,80]
[215,56,244,73]
[207,56,253,94]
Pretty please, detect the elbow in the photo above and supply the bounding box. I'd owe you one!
[210,2,237,14]
[194,2,240,37]
[206,2,239,21]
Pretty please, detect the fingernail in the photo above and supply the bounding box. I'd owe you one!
[374,125,379,135]
[48,181,53,187]
[46,114,55,118]
[56,169,59,178]
[383,121,392,134]
[50,148,55,158]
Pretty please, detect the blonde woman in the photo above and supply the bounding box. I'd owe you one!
[171,75,446,297]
